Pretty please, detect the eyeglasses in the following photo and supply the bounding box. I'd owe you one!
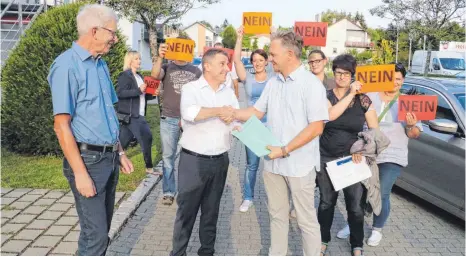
[334,71,352,78]
[98,27,117,39]
[308,59,323,65]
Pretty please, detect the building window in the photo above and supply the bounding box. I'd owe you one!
[333,48,337,54]
[206,41,213,47]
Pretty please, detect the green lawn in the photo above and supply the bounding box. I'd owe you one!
[1,104,162,192]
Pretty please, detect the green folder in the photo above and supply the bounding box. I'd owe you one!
[232,116,282,157]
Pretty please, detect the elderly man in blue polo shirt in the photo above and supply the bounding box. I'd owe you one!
[48,4,134,256]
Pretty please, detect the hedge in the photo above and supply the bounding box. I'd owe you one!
[1,2,127,155]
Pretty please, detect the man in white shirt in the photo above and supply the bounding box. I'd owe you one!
[198,42,240,98]
[232,31,328,256]
[170,48,239,256]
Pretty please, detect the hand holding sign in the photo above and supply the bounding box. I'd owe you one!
[144,76,160,95]
[158,44,168,59]
[139,83,147,92]
[165,38,195,62]
[356,64,395,93]
[236,26,244,41]
[350,81,363,95]
[406,112,418,126]
[398,95,438,121]
[243,12,272,35]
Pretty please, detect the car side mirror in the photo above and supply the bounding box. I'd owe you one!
[433,63,440,70]
[428,119,458,134]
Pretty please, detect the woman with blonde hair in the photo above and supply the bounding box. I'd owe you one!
[117,51,156,174]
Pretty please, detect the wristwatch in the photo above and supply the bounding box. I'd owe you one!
[281,146,290,158]
[119,151,125,156]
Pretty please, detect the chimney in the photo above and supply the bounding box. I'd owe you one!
[315,14,320,22]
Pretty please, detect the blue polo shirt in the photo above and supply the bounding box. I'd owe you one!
[48,42,119,145]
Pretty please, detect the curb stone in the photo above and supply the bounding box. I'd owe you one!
[108,160,163,241]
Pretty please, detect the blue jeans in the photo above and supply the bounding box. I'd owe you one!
[63,150,119,256]
[243,146,260,200]
[160,116,181,197]
[373,162,402,229]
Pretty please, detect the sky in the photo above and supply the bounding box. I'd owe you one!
[180,0,392,30]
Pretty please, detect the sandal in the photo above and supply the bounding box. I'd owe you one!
[146,168,161,176]
[320,243,328,256]
[352,247,364,256]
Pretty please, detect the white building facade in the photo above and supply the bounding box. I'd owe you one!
[320,18,373,60]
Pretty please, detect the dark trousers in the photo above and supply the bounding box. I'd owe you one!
[63,150,119,256]
[170,150,229,256]
[317,159,366,249]
[119,116,153,168]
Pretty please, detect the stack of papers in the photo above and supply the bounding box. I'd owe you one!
[232,116,282,157]
[326,156,372,191]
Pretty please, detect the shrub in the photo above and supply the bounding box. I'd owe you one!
[1,2,127,155]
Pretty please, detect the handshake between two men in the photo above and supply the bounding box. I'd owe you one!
[218,105,237,125]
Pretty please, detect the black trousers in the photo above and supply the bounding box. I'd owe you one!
[317,158,366,249]
[119,116,153,168]
[170,150,229,256]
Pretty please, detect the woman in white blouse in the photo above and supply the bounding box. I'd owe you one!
[117,51,156,174]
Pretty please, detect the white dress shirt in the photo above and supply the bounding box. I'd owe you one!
[180,76,240,155]
[134,73,146,116]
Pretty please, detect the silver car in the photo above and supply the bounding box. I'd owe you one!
[398,77,465,220]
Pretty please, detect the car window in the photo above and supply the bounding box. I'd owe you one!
[455,93,465,110]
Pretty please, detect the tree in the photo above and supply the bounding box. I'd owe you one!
[1,2,127,155]
[370,0,466,76]
[354,11,368,29]
[199,20,213,30]
[252,38,259,51]
[108,0,220,63]
[372,39,395,64]
[321,9,350,25]
[263,44,270,53]
[221,25,236,49]
[222,19,229,29]
[242,34,252,50]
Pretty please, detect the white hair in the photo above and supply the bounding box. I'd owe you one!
[76,4,118,37]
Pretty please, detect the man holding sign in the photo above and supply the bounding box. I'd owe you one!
[151,36,202,206]
[337,63,422,247]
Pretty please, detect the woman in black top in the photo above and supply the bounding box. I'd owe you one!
[117,51,156,174]
[318,54,378,256]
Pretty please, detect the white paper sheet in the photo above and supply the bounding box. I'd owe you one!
[326,156,372,191]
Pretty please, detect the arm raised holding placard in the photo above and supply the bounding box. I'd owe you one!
[233,26,247,82]
[151,44,167,80]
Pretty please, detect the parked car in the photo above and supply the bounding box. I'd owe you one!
[398,77,465,220]
[411,50,465,76]
[241,57,255,74]
[192,57,202,66]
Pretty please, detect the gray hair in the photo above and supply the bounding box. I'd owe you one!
[201,49,229,70]
[271,30,303,59]
[76,4,118,37]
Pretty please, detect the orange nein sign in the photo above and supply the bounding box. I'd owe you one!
[398,95,438,121]
[165,38,195,62]
[243,12,272,35]
[294,22,328,46]
[356,64,395,93]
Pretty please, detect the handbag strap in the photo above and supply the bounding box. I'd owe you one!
[378,92,400,123]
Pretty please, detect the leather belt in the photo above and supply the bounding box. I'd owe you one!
[182,148,225,159]
[77,142,119,153]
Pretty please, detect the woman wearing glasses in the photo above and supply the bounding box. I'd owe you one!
[336,63,422,246]
[233,26,274,213]
[318,54,379,256]
[308,50,335,90]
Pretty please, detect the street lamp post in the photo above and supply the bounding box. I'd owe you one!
[408,33,413,71]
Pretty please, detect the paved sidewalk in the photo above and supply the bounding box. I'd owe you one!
[107,84,465,256]
[1,189,126,256]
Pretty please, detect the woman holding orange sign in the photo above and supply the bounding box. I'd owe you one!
[233,25,274,213]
